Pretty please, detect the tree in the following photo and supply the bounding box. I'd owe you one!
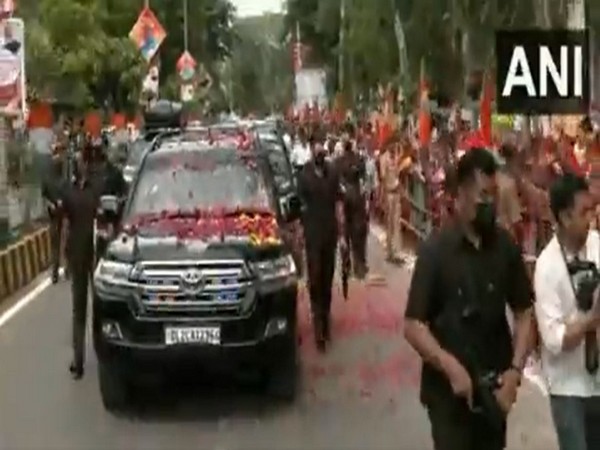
[23,0,237,110]
[227,14,292,114]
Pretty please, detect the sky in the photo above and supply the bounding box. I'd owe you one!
[231,0,284,17]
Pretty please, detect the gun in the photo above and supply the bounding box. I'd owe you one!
[433,306,506,433]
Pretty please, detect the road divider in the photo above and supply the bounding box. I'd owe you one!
[0,227,51,301]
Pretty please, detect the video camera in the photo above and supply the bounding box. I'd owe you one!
[566,258,600,374]
[566,258,600,311]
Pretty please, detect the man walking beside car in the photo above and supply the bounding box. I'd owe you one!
[58,148,102,379]
[298,133,346,351]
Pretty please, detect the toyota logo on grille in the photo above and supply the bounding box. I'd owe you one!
[180,269,205,294]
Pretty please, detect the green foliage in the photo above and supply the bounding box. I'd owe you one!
[227,14,292,114]
[283,0,552,104]
[23,0,236,111]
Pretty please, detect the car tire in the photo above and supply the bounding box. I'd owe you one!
[98,360,131,413]
[263,334,298,402]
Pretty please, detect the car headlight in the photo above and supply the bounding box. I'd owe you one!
[251,254,296,280]
[94,259,133,286]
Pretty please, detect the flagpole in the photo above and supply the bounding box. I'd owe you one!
[183,0,188,51]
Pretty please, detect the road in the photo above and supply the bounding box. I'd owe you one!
[0,232,558,449]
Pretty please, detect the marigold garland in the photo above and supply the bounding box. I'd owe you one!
[123,207,281,247]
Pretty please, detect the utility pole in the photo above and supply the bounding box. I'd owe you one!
[183,0,188,51]
[338,0,345,92]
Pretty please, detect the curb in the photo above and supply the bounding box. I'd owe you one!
[0,226,51,301]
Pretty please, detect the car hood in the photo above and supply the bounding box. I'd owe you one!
[107,232,284,263]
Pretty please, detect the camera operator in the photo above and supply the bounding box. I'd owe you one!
[404,148,534,450]
[534,173,600,450]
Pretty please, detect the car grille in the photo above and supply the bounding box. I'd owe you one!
[132,259,254,317]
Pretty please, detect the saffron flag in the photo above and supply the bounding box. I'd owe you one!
[479,71,493,147]
[176,51,196,81]
[418,58,431,147]
[129,7,166,62]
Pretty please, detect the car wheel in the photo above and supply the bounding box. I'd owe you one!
[98,360,131,413]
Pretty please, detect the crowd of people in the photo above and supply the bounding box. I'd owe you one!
[284,109,600,450]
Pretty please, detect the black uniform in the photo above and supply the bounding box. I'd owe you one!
[41,156,66,283]
[298,160,342,349]
[405,224,532,450]
[336,149,368,278]
[59,175,102,377]
[90,159,127,261]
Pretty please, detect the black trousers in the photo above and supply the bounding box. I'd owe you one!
[69,259,93,368]
[427,398,506,450]
[305,236,337,340]
[49,213,63,277]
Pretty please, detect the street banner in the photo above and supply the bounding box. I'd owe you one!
[0,18,24,117]
[0,0,15,20]
[180,84,194,103]
[129,7,166,62]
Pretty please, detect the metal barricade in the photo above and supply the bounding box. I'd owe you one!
[0,118,47,249]
[397,170,552,278]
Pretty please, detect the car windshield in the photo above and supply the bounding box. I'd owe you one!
[126,138,151,166]
[127,145,271,216]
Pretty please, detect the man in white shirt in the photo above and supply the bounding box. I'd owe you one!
[534,172,600,450]
[291,126,311,168]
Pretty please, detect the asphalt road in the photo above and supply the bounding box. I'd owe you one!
[0,232,558,449]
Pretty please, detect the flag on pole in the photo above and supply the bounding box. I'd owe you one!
[418,58,431,147]
[479,71,493,147]
[129,7,166,62]
[176,50,196,81]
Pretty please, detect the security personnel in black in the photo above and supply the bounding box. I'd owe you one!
[298,135,346,352]
[89,140,127,262]
[42,144,67,284]
[404,149,535,450]
[336,138,368,278]
[58,148,102,379]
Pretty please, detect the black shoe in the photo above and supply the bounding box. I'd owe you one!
[51,271,59,284]
[69,362,84,380]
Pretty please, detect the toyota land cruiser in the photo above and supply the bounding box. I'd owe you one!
[93,129,301,412]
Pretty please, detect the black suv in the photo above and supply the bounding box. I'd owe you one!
[93,128,301,412]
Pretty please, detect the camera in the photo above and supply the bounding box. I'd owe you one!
[566,258,600,374]
[566,259,600,311]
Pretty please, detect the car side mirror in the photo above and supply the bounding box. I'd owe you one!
[100,195,119,214]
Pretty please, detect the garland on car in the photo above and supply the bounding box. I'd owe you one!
[123,207,281,247]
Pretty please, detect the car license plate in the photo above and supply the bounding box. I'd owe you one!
[164,326,220,345]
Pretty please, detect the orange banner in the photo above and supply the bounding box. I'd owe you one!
[111,113,126,130]
[84,110,102,137]
[27,102,53,129]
